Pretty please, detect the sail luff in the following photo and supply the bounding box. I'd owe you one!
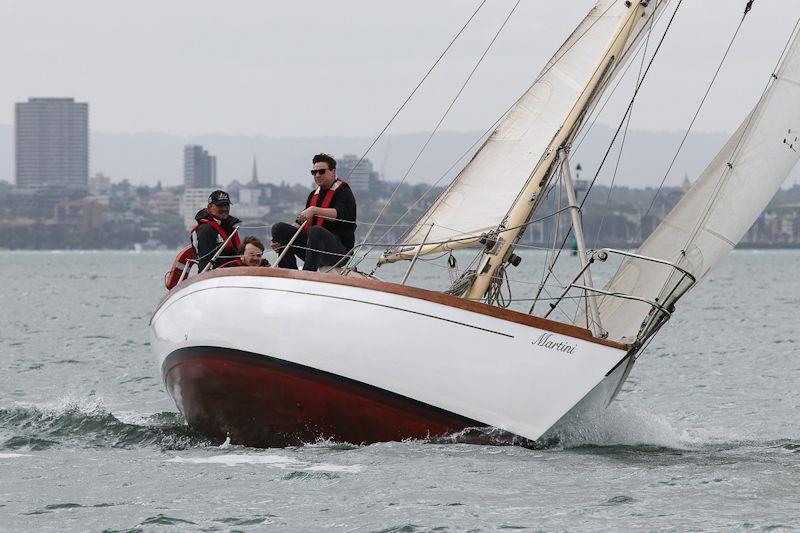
[593,25,800,344]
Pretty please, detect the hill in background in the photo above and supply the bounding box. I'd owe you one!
[1,124,798,189]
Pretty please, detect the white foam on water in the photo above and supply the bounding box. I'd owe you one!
[166,453,363,473]
[114,411,153,426]
[554,403,717,450]
[0,453,32,459]
[168,454,299,467]
[302,464,363,473]
[12,395,108,418]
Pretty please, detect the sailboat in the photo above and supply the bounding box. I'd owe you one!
[150,0,800,447]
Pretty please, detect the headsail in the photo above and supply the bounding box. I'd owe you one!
[595,26,800,344]
[383,0,669,262]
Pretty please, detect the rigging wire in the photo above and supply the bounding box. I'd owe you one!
[570,2,671,156]
[578,0,683,214]
[347,1,619,271]
[342,0,488,184]
[397,1,621,237]
[592,11,655,245]
[358,0,522,252]
[638,0,758,237]
[529,0,685,310]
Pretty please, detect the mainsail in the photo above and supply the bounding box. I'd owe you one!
[385,0,668,261]
[595,26,800,344]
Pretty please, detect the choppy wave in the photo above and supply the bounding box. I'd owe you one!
[0,398,209,451]
[3,397,797,458]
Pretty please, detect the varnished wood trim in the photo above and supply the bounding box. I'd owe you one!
[153,267,628,351]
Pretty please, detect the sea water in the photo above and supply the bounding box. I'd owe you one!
[1,249,798,531]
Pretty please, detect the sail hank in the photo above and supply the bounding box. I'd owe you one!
[593,28,800,344]
[382,0,668,265]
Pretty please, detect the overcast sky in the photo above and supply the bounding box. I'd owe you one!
[1,0,798,138]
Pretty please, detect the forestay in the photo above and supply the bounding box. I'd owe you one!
[595,26,800,344]
[393,0,667,256]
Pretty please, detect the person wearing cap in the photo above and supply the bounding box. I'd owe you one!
[271,153,357,271]
[190,190,243,272]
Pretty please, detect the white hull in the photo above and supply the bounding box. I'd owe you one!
[150,270,629,444]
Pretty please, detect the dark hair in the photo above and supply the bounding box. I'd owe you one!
[238,235,265,255]
[312,153,336,170]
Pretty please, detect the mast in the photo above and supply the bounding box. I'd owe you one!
[465,1,649,301]
[560,150,604,337]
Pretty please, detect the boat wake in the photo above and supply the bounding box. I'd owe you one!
[428,404,690,450]
[3,398,795,458]
[0,398,209,451]
[549,403,695,450]
[434,403,793,455]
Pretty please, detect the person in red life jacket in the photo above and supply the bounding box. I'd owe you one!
[270,153,357,271]
[191,190,242,272]
[219,236,271,268]
[240,236,271,267]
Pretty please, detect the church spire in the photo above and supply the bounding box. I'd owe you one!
[249,156,259,186]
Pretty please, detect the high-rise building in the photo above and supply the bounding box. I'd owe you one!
[183,145,217,188]
[15,97,89,188]
[337,154,378,195]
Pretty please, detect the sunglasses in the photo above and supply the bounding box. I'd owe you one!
[310,168,329,176]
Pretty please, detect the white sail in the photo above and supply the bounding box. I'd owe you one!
[595,28,800,344]
[398,0,667,253]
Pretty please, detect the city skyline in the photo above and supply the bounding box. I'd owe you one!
[4,120,800,189]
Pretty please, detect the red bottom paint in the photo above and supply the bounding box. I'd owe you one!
[163,347,485,447]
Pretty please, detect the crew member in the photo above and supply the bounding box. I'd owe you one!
[219,236,271,268]
[191,190,242,272]
[271,153,357,271]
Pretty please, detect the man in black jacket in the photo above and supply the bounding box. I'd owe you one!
[191,190,242,272]
[271,153,357,271]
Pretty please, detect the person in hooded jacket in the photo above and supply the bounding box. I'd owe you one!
[191,190,242,272]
